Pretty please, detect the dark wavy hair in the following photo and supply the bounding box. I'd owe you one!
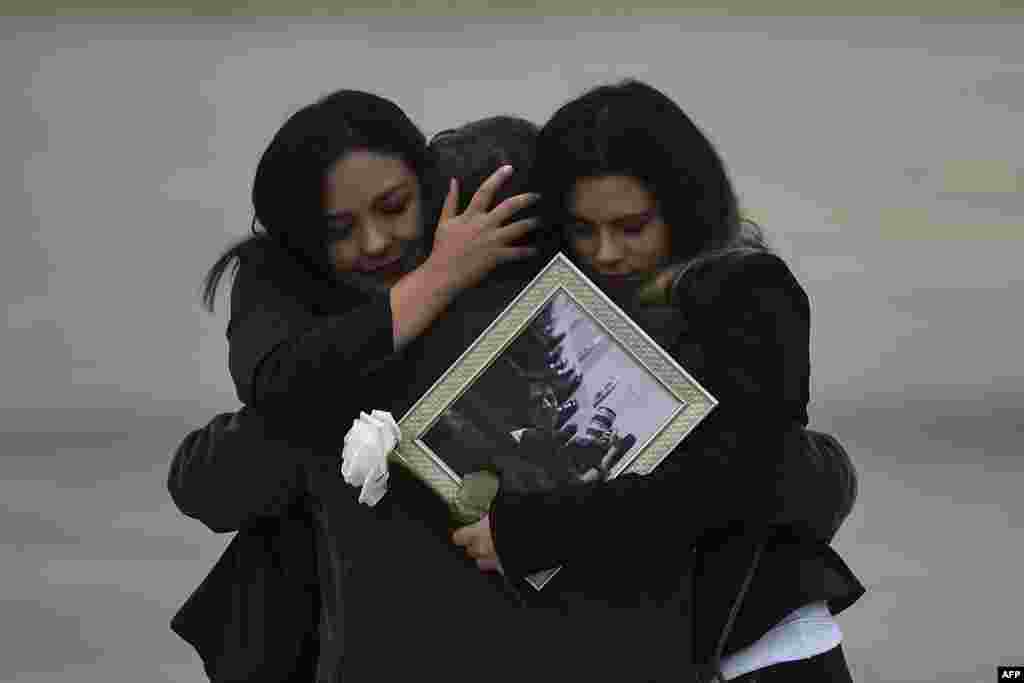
[200,89,443,312]
[428,115,556,256]
[533,79,767,275]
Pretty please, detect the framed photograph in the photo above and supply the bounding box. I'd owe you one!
[395,252,717,590]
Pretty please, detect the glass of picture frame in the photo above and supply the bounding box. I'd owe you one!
[394,252,717,590]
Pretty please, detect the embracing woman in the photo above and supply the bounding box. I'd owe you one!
[169,91,544,683]
[452,80,864,682]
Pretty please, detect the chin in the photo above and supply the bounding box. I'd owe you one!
[378,272,405,288]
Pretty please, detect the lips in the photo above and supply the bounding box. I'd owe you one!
[595,272,644,287]
[358,257,404,276]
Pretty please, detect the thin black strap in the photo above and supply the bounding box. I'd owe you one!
[705,538,767,682]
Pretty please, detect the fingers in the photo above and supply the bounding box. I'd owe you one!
[460,537,492,560]
[464,165,515,215]
[476,557,502,573]
[452,518,488,549]
[654,265,682,295]
[494,216,541,244]
[439,177,459,223]
[451,524,474,548]
[451,519,497,563]
[487,191,541,226]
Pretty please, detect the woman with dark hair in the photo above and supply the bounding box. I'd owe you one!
[452,80,864,681]
[201,91,539,416]
[170,95,544,682]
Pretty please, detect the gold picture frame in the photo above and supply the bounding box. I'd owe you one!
[394,252,717,589]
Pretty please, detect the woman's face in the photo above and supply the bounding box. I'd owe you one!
[566,175,672,279]
[323,150,423,287]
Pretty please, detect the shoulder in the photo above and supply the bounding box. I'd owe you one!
[228,238,330,325]
[689,250,798,294]
[226,247,320,351]
[233,237,310,289]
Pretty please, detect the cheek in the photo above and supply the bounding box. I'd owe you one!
[570,236,597,264]
[638,238,663,266]
[328,241,358,273]
[396,203,424,240]
[639,224,672,265]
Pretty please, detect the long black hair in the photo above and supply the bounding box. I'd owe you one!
[200,89,443,312]
[533,79,767,274]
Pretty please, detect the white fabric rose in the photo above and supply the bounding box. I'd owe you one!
[340,410,401,507]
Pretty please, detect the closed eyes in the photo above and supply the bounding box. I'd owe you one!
[616,208,658,233]
[324,194,411,243]
[377,197,409,215]
[620,214,654,233]
[566,210,656,237]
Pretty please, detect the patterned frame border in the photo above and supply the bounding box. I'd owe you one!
[394,252,718,585]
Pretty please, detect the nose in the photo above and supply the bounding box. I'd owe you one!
[593,229,624,268]
[360,220,393,257]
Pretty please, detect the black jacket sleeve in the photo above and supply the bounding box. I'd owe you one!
[490,253,820,577]
[227,244,397,410]
[166,408,317,533]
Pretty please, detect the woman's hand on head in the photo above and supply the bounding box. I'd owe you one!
[452,514,503,573]
[389,167,539,350]
[425,166,540,296]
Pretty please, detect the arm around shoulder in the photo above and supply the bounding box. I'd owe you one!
[166,407,314,533]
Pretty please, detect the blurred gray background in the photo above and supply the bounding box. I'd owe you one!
[2,16,1021,683]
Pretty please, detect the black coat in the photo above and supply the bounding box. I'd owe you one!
[488,252,865,677]
[168,410,321,682]
[167,243,863,682]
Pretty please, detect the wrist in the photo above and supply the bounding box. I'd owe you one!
[416,256,459,303]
